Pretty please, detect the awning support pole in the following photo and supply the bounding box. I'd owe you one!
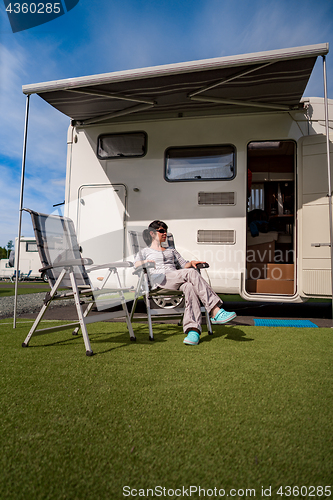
[13,94,30,328]
[79,103,154,125]
[188,61,273,98]
[322,56,333,323]
[190,95,291,111]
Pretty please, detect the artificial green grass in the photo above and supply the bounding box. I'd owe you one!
[1,319,333,499]
[0,286,71,298]
[0,287,49,297]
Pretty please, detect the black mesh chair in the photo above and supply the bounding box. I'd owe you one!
[129,230,213,341]
[22,209,135,356]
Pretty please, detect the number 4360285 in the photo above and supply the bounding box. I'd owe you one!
[276,485,331,496]
[5,3,61,14]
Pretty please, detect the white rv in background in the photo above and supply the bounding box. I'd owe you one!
[0,259,12,280]
[0,237,43,281]
[21,44,333,302]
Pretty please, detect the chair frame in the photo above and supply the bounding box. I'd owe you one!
[22,209,136,356]
[129,231,213,341]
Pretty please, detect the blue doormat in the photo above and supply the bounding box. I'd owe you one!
[254,319,318,328]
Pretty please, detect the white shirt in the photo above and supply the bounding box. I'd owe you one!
[134,246,188,284]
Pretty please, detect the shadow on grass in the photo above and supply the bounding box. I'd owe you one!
[129,323,255,345]
[93,324,183,355]
[22,322,253,357]
[24,323,182,356]
[24,333,137,357]
[223,326,254,342]
[200,325,254,343]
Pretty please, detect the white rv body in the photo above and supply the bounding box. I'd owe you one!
[63,97,333,301]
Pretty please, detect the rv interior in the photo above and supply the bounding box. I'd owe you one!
[246,141,295,295]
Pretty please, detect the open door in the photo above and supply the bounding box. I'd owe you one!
[298,134,333,296]
[77,184,127,265]
[246,141,295,296]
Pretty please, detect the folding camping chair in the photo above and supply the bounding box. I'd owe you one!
[21,270,32,281]
[22,209,136,356]
[11,270,32,282]
[129,230,213,341]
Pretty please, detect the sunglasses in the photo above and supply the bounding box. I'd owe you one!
[156,228,167,234]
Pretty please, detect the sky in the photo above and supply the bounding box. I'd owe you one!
[0,0,333,249]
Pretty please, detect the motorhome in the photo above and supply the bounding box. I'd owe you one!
[21,44,333,303]
[0,259,12,280]
[0,237,43,281]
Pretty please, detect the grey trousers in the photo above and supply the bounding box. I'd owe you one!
[159,268,222,334]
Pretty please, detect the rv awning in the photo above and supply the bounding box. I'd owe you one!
[22,43,329,125]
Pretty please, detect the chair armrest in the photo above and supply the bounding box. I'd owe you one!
[196,262,209,269]
[39,258,93,272]
[86,261,133,272]
[133,262,155,275]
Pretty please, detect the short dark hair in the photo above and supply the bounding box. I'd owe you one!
[143,220,168,245]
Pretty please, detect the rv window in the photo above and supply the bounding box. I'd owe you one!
[26,242,38,252]
[97,132,147,159]
[165,145,235,182]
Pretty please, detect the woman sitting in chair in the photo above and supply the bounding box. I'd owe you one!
[134,220,236,345]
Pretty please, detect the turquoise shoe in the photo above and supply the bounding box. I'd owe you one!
[183,331,200,345]
[211,308,237,324]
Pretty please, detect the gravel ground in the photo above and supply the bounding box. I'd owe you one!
[0,293,75,319]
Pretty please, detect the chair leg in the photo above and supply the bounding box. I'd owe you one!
[142,274,154,340]
[114,270,136,341]
[22,269,66,347]
[131,273,154,340]
[130,273,143,334]
[144,293,154,341]
[130,294,140,321]
[122,301,136,341]
[69,272,93,356]
[22,301,51,347]
[206,309,213,335]
[130,272,143,324]
[72,301,94,335]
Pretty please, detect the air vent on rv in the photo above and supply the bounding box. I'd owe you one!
[197,230,235,244]
[198,192,235,205]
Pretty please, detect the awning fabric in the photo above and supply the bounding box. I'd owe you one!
[22,44,329,124]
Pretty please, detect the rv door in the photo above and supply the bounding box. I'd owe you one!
[298,134,333,297]
[77,184,127,265]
